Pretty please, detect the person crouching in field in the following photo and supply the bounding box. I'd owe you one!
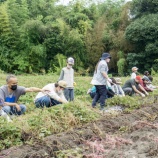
[111,78,125,97]
[0,74,43,115]
[34,80,68,108]
[91,52,112,110]
[58,57,75,101]
[122,76,149,97]
[140,76,153,92]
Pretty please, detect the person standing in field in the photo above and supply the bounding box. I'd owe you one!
[58,57,75,101]
[0,74,43,115]
[131,66,138,79]
[91,52,112,110]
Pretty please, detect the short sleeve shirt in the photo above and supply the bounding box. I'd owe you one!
[0,85,26,103]
[122,79,138,89]
[91,60,108,85]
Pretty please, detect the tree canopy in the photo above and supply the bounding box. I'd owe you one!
[0,0,157,75]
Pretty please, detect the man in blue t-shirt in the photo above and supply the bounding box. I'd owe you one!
[0,74,43,115]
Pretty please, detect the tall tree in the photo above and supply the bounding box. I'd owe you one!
[125,0,158,73]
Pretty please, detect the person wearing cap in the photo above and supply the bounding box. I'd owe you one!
[34,80,68,108]
[143,71,158,89]
[91,52,112,109]
[58,57,75,101]
[0,74,44,115]
[111,78,125,97]
[141,76,153,92]
[131,67,138,79]
[122,76,149,97]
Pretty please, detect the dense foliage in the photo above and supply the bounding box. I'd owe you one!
[0,0,130,74]
[125,0,158,74]
[0,74,158,151]
[0,0,157,75]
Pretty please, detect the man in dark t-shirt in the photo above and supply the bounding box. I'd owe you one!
[122,76,149,97]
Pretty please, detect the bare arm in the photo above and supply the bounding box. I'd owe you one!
[4,102,21,111]
[25,87,42,92]
[102,72,112,83]
[58,98,68,104]
[138,84,149,95]
[132,85,142,95]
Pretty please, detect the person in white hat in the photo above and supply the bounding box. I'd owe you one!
[131,66,138,79]
[58,57,75,101]
[34,80,68,108]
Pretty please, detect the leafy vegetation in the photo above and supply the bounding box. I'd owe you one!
[0,74,158,151]
[125,0,158,73]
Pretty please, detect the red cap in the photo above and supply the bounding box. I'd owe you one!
[135,76,141,81]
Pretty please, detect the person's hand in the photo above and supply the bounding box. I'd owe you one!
[42,89,50,93]
[73,82,77,86]
[145,91,149,96]
[140,93,145,97]
[107,78,112,83]
[15,104,21,111]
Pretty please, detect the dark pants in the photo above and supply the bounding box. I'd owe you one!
[90,92,96,99]
[35,96,62,108]
[92,85,107,108]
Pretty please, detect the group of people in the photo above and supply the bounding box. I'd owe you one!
[89,52,157,110]
[0,57,75,119]
[0,52,157,120]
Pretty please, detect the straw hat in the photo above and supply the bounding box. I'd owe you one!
[132,67,138,72]
[115,78,122,84]
[58,80,67,88]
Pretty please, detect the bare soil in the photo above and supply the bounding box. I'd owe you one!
[1,104,158,158]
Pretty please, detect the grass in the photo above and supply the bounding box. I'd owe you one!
[0,73,158,150]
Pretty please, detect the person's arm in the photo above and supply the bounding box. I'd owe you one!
[25,87,43,92]
[4,102,21,111]
[132,85,145,97]
[46,91,68,104]
[138,84,149,95]
[118,85,125,96]
[111,85,117,94]
[102,72,112,83]
[100,62,112,83]
[58,97,68,104]
[58,69,64,81]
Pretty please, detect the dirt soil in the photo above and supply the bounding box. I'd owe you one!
[1,104,158,158]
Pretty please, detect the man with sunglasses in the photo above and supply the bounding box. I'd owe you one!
[34,80,68,108]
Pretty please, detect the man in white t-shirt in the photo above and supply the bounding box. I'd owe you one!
[34,80,68,108]
[131,66,138,79]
